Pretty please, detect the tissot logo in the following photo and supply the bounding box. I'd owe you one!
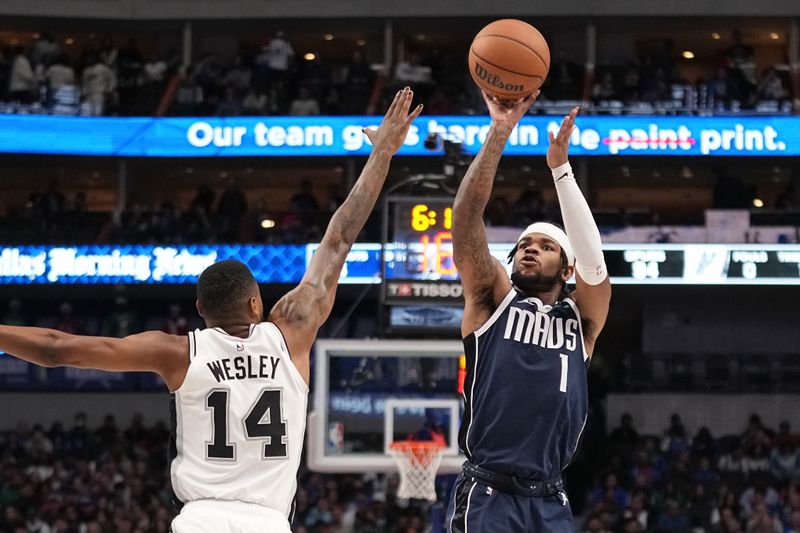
[473,62,524,94]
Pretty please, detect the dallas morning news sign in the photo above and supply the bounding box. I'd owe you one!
[0,115,796,157]
[0,243,798,286]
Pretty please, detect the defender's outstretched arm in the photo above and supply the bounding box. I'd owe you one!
[270,88,422,379]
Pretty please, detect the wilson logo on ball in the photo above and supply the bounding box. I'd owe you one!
[473,62,524,94]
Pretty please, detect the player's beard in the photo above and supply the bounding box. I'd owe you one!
[511,269,564,296]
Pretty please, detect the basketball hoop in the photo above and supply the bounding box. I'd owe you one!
[389,440,445,501]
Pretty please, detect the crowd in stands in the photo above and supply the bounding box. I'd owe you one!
[0,411,435,532]
[582,413,800,533]
[0,178,348,245]
[1,403,798,532]
[0,30,794,117]
[590,33,793,114]
[1,297,200,340]
[1,171,798,246]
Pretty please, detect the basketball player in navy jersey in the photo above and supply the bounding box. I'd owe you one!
[0,88,422,532]
[446,92,611,532]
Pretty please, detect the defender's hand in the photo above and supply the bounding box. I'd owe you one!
[482,90,539,133]
[364,87,423,155]
[547,106,578,169]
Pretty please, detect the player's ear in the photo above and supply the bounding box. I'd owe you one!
[562,264,574,282]
[248,296,259,316]
[195,299,204,318]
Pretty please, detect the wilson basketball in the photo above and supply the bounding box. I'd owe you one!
[468,19,550,99]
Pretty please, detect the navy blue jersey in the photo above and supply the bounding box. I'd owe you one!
[458,288,589,480]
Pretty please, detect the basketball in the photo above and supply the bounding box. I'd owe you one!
[468,19,551,99]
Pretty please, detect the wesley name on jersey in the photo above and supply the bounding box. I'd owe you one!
[206,353,282,383]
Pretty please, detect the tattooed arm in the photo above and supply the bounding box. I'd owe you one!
[453,91,538,337]
[269,88,422,383]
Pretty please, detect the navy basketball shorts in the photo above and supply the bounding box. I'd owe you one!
[445,473,575,532]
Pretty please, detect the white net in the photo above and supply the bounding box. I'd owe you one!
[389,441,445,501]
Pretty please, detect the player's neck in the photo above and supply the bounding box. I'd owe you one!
[204,317,257,338]
[515,286,562,306]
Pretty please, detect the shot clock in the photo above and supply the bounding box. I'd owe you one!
[391,197,459,280]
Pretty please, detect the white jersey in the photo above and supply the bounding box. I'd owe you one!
[170,322,308,517]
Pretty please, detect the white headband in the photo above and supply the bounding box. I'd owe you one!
[516,222,575,265]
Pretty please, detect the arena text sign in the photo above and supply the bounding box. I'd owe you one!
[0,115,796,157]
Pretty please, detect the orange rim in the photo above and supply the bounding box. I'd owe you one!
[390,440,445,451]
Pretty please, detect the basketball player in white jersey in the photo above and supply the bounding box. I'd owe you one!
[0,87,422,532]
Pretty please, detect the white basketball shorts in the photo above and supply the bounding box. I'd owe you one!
[171,499,291,533]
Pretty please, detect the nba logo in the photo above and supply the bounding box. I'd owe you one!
[327,423,344,455]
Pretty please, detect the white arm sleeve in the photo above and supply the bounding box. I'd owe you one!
[551,161,607,285]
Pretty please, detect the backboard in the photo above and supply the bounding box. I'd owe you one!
[307,339,466,474]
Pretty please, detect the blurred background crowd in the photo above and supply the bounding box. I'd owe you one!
[2,409,799,532]
[0,27,794,118]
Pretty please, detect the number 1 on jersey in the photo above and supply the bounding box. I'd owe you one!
[559,354,568,393]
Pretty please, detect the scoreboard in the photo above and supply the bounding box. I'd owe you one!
[380,197,800,323]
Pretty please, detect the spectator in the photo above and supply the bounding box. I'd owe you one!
[773,421,799,449]
[289,86,320,115]
[101,296,141,338]
[99,37,119,71]
[190,182,216,216]
[31,33,60,68]
[217,86,243,116]
[609,413,640,455]
[342,51,373,114]
[162,304,190,336]
[746,502,782,533]
[44,54,76,93]
[394,53,433,85]
[143,53,169,84]
[290,180,320,227]
[194,52,224,113]
[786,510,800,533]
[657,499,690,532]
[757,68,788,101]
[631,448,662,490]
[8,46,37,104]
[769,443,799,483]
[742,414,774,450]
[2,299,26,326]
[82,55,116,115]
[216,179,248,240]
[592,72,616,101]
[725,30,757,99]
[692,426,718,459]
[591,472,630,511]
[265,30,295,110]
[621,491,650,531]
[56,301,83,334]
[117,37,144,83]
[222,55,252,99]
[661,415,691,455]
[582,514,612,533]
[242,88,268,115]
[740,481,780,520]
[693,456,719,488]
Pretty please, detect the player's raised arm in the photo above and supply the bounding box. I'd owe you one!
[453,91,537,335]
[547,107,611,356]
[269,87,422,373]
[0,326,188,390]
